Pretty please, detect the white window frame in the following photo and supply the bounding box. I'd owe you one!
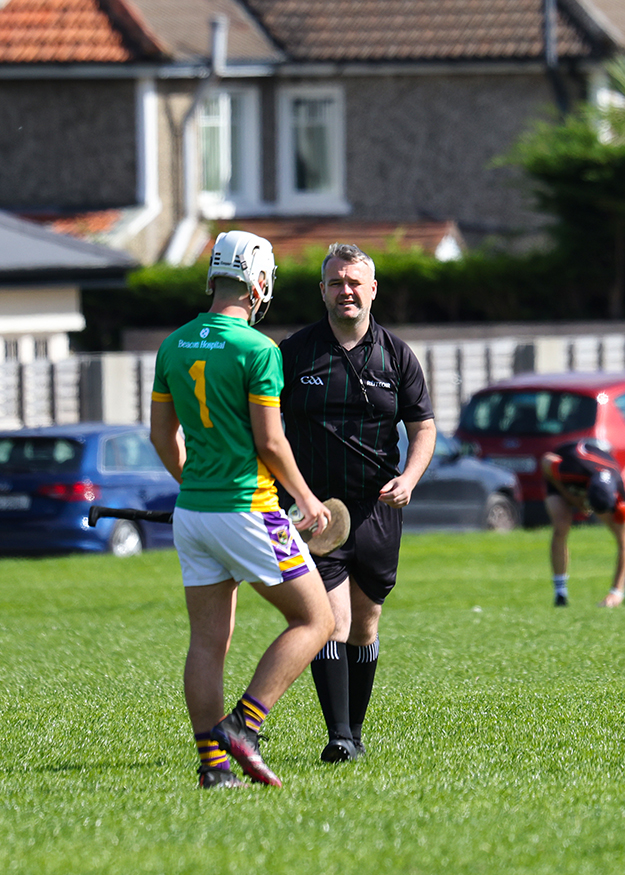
[197,86,261,219]
[277,84,349,215]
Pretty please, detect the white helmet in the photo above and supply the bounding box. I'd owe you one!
[207,230,276,325]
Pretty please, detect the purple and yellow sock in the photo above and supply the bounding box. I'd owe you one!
[240,693,269,733]
[195,731,230,771]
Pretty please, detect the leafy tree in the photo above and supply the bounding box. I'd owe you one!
[500,94,625,317]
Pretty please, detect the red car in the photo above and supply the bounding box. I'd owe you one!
[455,372,625,525]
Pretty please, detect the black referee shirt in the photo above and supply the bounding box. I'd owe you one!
[280,315,434,502]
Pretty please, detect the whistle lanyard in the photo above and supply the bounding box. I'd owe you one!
[337,343,375,415]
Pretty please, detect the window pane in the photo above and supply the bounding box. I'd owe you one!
[200,96,222,193]
[292,98,332,192]
[199,93,244,197]
[0,438,83,472]
[102,434,163,472]
[460,390,597,435]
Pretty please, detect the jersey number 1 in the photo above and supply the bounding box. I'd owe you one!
[189,361,214,428]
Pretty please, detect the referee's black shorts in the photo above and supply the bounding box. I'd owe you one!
[313,498,402,605]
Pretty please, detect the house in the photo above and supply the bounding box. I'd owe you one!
[0,211,136,363]
[0,0,623,268]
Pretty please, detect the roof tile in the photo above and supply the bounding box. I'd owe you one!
[0,0,145,63]
[243,0,594,62]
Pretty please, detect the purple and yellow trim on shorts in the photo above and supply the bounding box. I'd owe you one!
[262,510,311,581]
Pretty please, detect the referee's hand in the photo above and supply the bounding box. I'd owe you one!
[379,478,412,509]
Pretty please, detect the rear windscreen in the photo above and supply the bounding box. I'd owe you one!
[459,390,597,436]
[0,437,84,472]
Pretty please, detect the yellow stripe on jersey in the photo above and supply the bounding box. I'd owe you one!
[279,555,306,571]
[249,393,281,407]
[152,391,173,402]
[250,458,280,512]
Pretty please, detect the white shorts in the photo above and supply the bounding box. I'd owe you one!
[172,507,316,587]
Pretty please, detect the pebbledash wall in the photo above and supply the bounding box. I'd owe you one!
[2,322,625,433]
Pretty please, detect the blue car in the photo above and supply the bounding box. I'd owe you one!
[0,423,179,556]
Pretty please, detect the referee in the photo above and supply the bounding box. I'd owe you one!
[280,242,436,762]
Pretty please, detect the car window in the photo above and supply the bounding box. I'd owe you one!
[614,394,625,422]
[101,432,164,472]
[459,390,597,436]
[0,437,83,472]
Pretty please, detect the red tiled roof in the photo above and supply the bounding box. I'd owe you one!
[0,1,614,67]
[0,0,164,63]
[204,219,465,260]
[243,0,595,62]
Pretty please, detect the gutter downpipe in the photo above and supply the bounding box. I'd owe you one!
[544,0,569,116]
[164,16,227,265]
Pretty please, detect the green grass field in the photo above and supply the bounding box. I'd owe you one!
[2,526,625,875]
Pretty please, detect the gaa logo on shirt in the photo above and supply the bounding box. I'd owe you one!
[301,376,323,386]
[200,327,210,339]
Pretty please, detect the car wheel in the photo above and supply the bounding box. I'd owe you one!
[484,494,519,531]
[109,520,143,557]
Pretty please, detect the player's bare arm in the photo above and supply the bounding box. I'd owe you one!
[150,399,186,484]
[597,514,625,607]
[379,418,437,508]
[249,402,331,534]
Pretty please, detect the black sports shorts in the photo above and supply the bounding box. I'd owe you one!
[313,498,402,605]
[544,477,586,499]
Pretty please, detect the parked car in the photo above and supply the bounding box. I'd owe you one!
[454,372,625,525]
[0,423,179,556]
[399,428,522,530]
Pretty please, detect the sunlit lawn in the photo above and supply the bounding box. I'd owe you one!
[2,525,625,874]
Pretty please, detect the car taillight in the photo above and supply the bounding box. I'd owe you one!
[37,481,101,502]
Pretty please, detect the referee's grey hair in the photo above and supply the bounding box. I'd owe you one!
[321,243,376,282]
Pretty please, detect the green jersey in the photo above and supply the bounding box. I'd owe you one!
[152,312,283,512]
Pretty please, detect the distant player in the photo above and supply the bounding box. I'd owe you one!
[280,242,436,762]
[150,230,333,789]
[542,439,625,607]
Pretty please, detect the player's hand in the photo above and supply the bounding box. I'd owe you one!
[599,589,624,608]
[378,478,412,508]
[292,496,331,537]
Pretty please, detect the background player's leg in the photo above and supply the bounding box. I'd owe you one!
[545,494,573,605]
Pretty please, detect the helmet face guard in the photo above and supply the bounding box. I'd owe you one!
[207,230,276,325]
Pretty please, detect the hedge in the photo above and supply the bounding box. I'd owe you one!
[76,241,613,350]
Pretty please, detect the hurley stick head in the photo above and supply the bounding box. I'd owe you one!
[300,498,351,557]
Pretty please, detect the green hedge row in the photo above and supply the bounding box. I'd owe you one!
[77,242,612,350]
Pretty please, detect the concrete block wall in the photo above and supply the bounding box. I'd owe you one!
[1,324,625,433]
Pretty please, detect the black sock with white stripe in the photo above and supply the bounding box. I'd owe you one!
[346,636,379,743]
[310,640,352,741]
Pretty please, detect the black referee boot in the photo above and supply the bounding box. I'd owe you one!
[321,736,358,762]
